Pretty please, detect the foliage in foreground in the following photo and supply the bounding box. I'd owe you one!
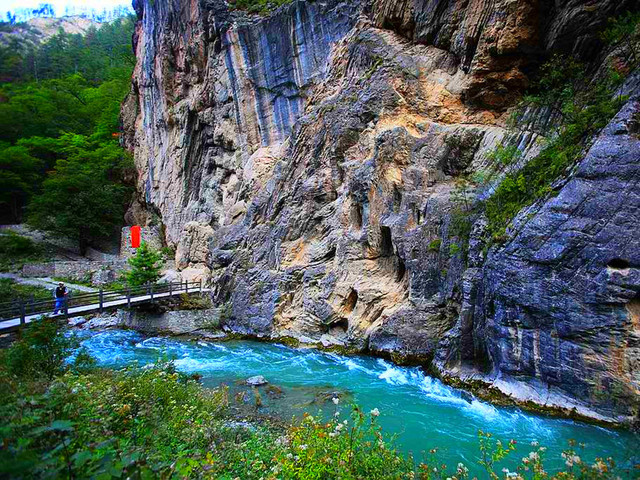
[0,321,637,479]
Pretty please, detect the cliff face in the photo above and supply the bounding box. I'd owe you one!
[123,0,640,423]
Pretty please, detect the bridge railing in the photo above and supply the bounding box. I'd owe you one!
[0,280,204,325]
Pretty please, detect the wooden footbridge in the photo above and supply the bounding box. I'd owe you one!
[0,281,209,332]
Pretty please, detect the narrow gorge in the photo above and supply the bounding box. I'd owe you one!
[121,0,640,426]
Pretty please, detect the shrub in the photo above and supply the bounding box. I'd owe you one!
[1,318,90,380]
[0,231,36,255]
[231,0,294,15]
[483,57,628,243]
[126,242,164,287]
[0,231,45,271]
[428,239,442,252]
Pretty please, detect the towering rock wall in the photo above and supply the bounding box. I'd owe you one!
[123,0,639,423]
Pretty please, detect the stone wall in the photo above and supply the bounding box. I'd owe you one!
[22,260,128,285]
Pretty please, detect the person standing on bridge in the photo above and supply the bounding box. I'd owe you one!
[53,282,68,315]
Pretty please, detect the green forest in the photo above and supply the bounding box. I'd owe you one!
[0,16,135,253]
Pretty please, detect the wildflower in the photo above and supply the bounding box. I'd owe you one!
[502,468,510,473]
[336,423,344,431]
[370,408,380,417]
[332,397,339,405]
[530,441,539,447]
[299,444,308,451]
[286,453,293,459]
[334,411,340,417]
[328,432,337,437]
[528,452,539,461]
[539,446,547,452]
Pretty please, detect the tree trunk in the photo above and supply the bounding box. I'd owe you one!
[79,235,88,256]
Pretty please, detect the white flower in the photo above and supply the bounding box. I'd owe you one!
[528,451,539,461]
[334,411,340,417]
[336,423,344,431]
[328,432,337,437]
[502,468,510,473]
[299,444,308,451]
[370,408,380,417]
[332,397,340,405]
[530,441,539,447]
[286,453,293,459]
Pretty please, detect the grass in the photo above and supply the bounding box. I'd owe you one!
[0,230,48,272]
[0,278,52,303]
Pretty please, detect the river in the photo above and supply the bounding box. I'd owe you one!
[75,329,639,475]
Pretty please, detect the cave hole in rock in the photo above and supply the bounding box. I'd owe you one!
[351,202,363,229]
[380,226,393,256]
[322,246,337,261]
[608,258,630,270]
[344,288,358,315]
[393,186,402,212]
[333,317,349,332]
[396,256,406,282]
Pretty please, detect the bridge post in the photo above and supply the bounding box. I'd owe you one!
[127,287,131,308]
[20,302,25,326]
[99,288,104,313]
[64,298,69,319]
[199,278,202,293]
[150,283,154,302]
[186,280,189,293]
[169,281,172,297]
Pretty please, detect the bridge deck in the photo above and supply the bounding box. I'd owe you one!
[0,287,211,332]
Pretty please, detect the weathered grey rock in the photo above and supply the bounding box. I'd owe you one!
[438,96,640,421]
[122,0,640,420]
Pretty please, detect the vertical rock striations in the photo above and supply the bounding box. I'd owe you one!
[123,0,640,423]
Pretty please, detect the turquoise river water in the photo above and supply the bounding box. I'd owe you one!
[75,329,639,475]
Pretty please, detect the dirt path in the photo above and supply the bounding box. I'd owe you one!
[0,273,98,293]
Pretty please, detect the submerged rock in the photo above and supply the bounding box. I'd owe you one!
[246,375,268,386]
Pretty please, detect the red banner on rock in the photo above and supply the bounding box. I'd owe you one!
[131,226,141,248]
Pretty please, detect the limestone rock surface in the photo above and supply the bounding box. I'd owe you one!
[122,0,640,422]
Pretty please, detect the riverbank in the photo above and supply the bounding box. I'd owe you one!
[2,318,638,478]
[70,306,638,432]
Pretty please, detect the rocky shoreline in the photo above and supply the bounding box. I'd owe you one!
[71,307,637,430]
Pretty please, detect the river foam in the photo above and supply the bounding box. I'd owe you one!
[72,329,638,474]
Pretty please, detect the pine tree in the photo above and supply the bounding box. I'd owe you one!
[126,242,163,287]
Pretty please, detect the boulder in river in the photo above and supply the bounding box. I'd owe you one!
[246,375,268,386]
